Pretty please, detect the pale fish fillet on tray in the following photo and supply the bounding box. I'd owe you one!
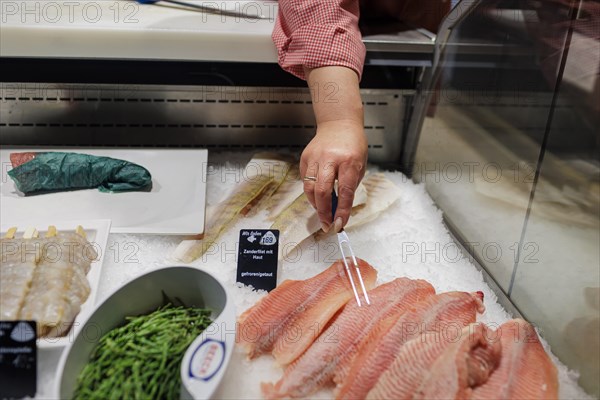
[274,173,397,255]
[261,277,436,399]
[367,323,501,400]
[471,319,559,400]
[0,226,96,337]
[237,259,377,366]
[173,153,294,263]
[0,231,40,320]
[262,165,304,220]
[270,179,367,254]
[335,291,485,400]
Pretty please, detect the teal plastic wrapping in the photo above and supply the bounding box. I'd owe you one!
[7,152,152,194]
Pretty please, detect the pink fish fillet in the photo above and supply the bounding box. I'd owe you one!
[471,319,559,400]
[237,259,377,366]
[367,323,502,400]
[335,291,485,400]
[261,277,436,399]
[10,152,38,168]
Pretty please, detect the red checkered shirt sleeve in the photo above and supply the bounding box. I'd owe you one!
[272,0,366,81]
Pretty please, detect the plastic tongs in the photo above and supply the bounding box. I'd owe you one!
[136,0,268,19]
[332,189,371,307]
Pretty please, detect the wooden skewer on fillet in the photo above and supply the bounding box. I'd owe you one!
[3,225,87,239]
[4,227,17,239]
[45,225,57,238]
[23,227,39,239]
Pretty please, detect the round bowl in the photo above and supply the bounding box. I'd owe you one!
[54,266,236,400]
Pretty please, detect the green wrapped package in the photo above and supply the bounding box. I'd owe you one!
[8,152,152,194]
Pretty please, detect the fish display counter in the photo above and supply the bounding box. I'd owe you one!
[2,151,590,400]
[1,0,599,399]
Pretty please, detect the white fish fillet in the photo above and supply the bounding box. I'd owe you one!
[173,153,293,263]
[345,173,402,230]
[272,180,369,255]
[14,233,95,337]
[264,165,304,221]
[0,238,41,320]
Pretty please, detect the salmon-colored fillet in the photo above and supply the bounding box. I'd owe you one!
[335,291,485,400]
[10,152,38,168]
[261,278,436,399]
[471,319,559,400]
[237,259,377,365]
[367,323,501,400]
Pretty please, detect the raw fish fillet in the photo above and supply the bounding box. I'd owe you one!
[335,291,485,400]
[471,319,559,400]
[10,152,37,167]
[264,165,304,220]
[0,238,41,320]
[173,153,293,263]
[237,259,377,365]
[18,234,95,337]
[261,278,435,399]
[345,173,402,230]
[272,183,367,255]
[367,323,501,400]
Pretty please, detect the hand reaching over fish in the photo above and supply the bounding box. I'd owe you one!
[172,152,402,263]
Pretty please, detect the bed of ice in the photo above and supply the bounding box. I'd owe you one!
[36,152,593,399]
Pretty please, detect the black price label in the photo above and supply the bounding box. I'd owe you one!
[237,229,279,292]
[0,321,37,399]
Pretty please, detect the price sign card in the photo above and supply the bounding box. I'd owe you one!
[0,321,37,399]
[237,229,279,292]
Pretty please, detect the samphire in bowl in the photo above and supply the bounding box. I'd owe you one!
[55,266,236,400]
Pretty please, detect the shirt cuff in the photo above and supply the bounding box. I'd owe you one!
[273,22,366,81]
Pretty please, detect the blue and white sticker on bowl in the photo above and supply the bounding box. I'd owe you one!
[188,339,226,381]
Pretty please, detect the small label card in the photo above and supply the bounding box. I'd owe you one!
[237,229,279,292]
[0,321,37,399]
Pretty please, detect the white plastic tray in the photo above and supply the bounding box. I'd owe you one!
[1,219,111,349]
[1,148,208,235]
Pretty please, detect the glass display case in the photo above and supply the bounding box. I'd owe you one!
[413,0,599,396]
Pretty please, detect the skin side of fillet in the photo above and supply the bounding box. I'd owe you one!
[335,291,485,400]
[345,173,402,230]
[367,323,501,400]
[237,259,377,365]
[263,165,304,220]
[174,154,293,263]
[471,319,559,400]
[261,277,436,399]
[272,178,368,256]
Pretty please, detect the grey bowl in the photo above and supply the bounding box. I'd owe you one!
[54,266,236,399]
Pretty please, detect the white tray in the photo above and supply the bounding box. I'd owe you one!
[0,148,208,235]
[1,219,111,349]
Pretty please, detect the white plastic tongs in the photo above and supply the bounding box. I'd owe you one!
[332,189,371,307]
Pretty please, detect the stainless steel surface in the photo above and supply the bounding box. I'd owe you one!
[55,266,235,400]
[363,30,435,54]
[0,84,412,165]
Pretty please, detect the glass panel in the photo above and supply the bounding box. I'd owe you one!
[413,0,570,291]
[510,0,600,394]
[415,0,599,395]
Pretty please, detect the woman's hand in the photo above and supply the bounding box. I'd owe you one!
[301,119,368,233]
[301,66,367,233]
